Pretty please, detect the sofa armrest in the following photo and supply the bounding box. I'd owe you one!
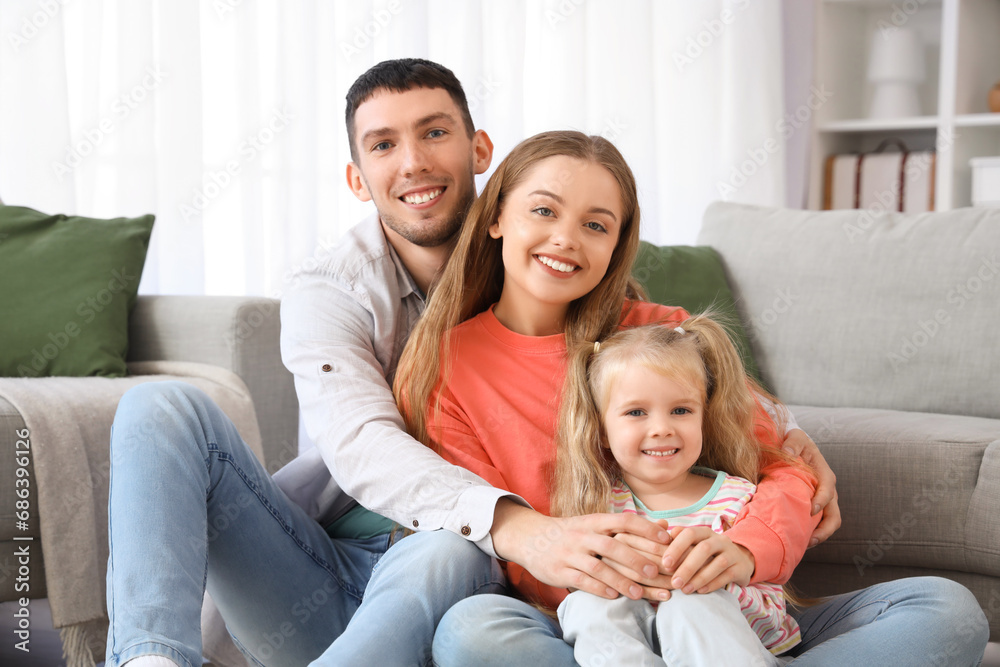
[127,295,298,473]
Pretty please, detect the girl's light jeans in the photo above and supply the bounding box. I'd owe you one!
[557,589,781,667]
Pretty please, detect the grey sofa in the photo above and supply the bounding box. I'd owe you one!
[0,295,298,603]
[697,201,1000,641]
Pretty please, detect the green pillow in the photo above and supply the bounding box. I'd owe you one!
[0,205,154,378]
[631,241,761,383]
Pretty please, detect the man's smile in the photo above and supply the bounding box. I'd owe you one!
[400,186,445,207]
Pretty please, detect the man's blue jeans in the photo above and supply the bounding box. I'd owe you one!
[105,381,505,667]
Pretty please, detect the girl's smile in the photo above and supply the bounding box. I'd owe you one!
[488,155,622,336]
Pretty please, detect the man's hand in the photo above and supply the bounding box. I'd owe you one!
[490,499,670,600]
[782,428,841,546]
[661,526,755,594]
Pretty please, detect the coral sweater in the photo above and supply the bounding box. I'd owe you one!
[428,301,819,609]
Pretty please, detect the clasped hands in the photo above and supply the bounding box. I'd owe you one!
[495,429,839,602]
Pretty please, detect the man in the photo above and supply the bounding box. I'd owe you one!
[107,59,984,667]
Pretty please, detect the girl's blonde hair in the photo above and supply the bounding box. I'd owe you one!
[394,130,644,447]
[552,313,795,517]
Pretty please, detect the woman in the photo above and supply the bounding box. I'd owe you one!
[393,130,988,666]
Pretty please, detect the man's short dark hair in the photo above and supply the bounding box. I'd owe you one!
[345,58,475,162]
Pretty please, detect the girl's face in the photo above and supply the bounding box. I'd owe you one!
[488,155,622,335]
[602,364,705,498]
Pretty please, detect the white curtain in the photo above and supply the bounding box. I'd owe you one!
[0,0,787,298]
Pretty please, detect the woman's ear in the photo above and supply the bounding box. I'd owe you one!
[488,219,502,239]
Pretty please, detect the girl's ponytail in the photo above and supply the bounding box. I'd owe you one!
[551,340,618,517]
[676,314,764,483]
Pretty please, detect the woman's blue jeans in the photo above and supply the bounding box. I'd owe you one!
[105,381,505,667]
[433,570,989,665]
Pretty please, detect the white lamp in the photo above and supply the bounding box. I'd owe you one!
[867,28,926,118]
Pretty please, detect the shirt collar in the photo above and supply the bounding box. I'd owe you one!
[361,213,423,302]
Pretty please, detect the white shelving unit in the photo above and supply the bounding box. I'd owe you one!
[808,0,1000,210]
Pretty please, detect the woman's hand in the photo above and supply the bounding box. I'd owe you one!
[661,526,755,594]
[490,499,671,600]
[782,428,841,546]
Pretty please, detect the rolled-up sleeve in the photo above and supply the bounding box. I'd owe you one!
[280,273,523,556]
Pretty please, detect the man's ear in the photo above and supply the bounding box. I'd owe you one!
[472,130,494,176]
[346,162,372,202]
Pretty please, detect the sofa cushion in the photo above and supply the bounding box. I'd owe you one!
[0,205,154,378]
[789,404,1000,577]
[632,241,761,382]
[697,202,1000,419]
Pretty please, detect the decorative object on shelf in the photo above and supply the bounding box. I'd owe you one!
[989,81,1000,113]
[867,28,925,118]
[823,139,935,213]
[970,157,1000,207]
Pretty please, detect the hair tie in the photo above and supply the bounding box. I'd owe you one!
[593,341,601,354]
[674,326,685,334]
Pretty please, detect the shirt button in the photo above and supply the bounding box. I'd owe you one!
[461,525,471,536]
[412,519,419,528]
[321,364,332,372]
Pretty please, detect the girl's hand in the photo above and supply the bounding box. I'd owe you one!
[782,428,841,546]
[608,519,675,601]
[491,499,670,600]
[661,526,755,594]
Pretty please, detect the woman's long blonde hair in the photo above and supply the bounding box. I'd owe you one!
[551,313,797,517]
[394,130,644,448]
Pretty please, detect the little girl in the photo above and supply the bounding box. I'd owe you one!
[553,316,812,666]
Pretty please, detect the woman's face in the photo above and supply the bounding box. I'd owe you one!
[488,155,623,335]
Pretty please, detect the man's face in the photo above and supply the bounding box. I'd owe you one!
[346,87,492,248]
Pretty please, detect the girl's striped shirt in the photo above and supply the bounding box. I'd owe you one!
[610,467,801,655]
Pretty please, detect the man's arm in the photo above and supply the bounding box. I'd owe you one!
[280,276,513,553]
[428,397,670,603]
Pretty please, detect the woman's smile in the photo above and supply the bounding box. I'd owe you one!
[488,155,622,335]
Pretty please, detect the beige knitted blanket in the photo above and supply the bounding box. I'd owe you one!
[0,361,263,667]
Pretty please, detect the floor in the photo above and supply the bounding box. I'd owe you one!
[2,598,999,666]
